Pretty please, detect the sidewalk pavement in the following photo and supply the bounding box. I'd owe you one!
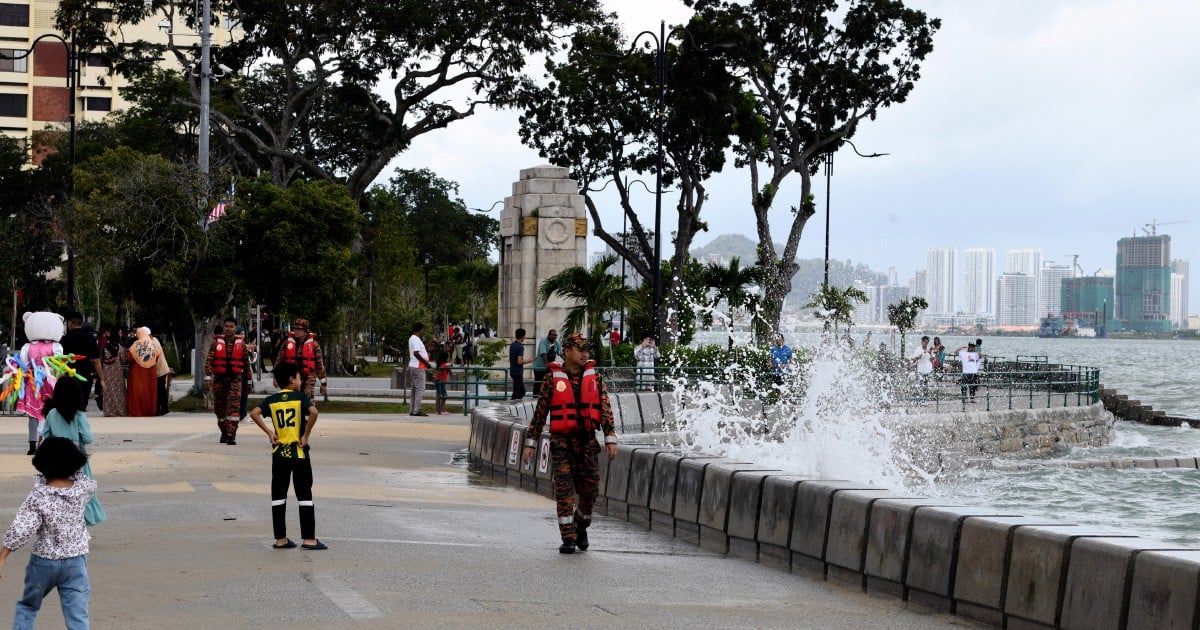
[0,412,982,629]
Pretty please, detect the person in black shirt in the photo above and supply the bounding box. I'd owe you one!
[59,312,104,412]
[509,328,529,400]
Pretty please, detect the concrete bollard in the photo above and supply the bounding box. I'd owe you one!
[789,480,878,576]
[1127,550,1200,630]
[696,464,775,554]
[824,489,903,587]
[1003,526,1136,628]
[953,516,1066,627]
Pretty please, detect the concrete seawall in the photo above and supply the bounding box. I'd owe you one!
[471,394,1200,629]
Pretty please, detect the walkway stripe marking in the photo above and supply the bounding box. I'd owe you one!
[334,537,485,547]
[304,572,383,620]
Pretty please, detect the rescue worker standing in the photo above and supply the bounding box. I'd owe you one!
[274,319,328,401]
[521,333,618,554]
[204,317,253,444]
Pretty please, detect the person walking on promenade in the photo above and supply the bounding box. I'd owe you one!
[39,379,106,527]
[531,329,561,398]
[408,323,431,416]
[509,329,530,400]
[126,327,163,417]
[60,312,104,413]
[954,341,983,403]
[205,317,253,445]
[521,333,618,554]
[248,363,326,551]
[274,319,327,401]
[0,437,96,629]
[635,336,660,391]
[911,335,934,399]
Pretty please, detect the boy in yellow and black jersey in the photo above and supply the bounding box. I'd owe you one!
[249,362,327,550]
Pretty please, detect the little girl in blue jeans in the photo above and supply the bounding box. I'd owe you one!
[0,437,96,629]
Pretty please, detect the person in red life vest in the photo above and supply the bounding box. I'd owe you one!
[521,333,617,554]
[204,317,253,444]
[273,319,327,401]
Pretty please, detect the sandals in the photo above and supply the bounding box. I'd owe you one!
[273,539,297,549]
[301,541,328,550]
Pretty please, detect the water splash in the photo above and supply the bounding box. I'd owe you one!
[668,333,929,491]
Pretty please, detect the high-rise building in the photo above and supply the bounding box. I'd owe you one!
[909,270,927,307]
[1115,235,1171,333]
[1172,259,1190,329]
[1006,248,1042,317]
[961,248,995,316]
[1061,276,1115,332]
[996,272,1037,326]
[0,3,239,158]
[1038,263,1074,318]
[925,247,956,316]
[887,266,898,287]
[858,283,911,325]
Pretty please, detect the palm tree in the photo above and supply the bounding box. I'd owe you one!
[702,256,762,350]
[538,255,636,347]
[887,296,928,358]
[806,284,869,339]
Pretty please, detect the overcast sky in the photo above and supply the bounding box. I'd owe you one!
[387,0,1200,313]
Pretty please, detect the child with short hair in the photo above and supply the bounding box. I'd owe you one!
[0,437,96,629]
[248,362,326,550]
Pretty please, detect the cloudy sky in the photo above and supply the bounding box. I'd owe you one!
[387,0,1200,312]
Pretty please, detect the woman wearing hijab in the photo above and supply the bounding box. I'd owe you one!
[126,327,162,417]
[100,325,128,417]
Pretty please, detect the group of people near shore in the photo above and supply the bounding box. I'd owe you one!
[911,335,985,401]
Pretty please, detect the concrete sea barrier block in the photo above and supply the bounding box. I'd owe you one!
[616,395,643,432]
[825,489,903,587]
[906,506,1025,612]
[534,433,553,499]
[609,396,625,431]
[477,419,496,474]
[755,475,812,571]
[697,464,775,554]
[605,444,649,521]
[726,471,780,561]
[627,448,663,529]
[1003,526,1135,628]
[673,457,711,544]
[1132,458,1159,468]
[953,516,1067,627]
[1127,550,1200,630]
[1060,537,1192,630]
[1153,457,1180,468]
[637,392,664,430]
[862,498,948,598]
[468,413,481,458]
[789,480,877,576]
[649,452,684,534]
[490,421,513,474]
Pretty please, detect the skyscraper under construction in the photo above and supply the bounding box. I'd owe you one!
[1115,235,1172,333]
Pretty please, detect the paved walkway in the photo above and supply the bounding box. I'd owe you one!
[0,412,982,629]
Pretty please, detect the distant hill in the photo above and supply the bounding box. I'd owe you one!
[690,234,888,310]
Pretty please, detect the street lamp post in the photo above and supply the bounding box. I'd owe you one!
[421,252,433,306]
[821,139,889,289]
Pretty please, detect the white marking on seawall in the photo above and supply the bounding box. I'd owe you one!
[304,572,383,620]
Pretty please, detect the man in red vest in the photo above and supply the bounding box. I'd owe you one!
[204,317,253,444]
[274,318,328,401]
[521,333,617,554]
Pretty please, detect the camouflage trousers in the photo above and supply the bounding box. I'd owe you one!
[212,377,243,438]
[550,433,599,541]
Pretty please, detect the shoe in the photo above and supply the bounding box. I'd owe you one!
[301,541,328,550]
[411,411,429,417]
[220,435,229,444]
[574,515,590,551]
[439,411,450,415]
[226,438,237,445]
[558,539,576,554]
[26,442,36,456]
[273,539,297,549]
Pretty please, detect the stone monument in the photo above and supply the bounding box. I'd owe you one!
[497,166,588,342]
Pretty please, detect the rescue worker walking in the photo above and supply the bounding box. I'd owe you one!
[204,317,253,444]
[521,333,618,554]
[274,319,328,401]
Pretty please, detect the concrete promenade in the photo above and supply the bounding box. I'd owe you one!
[0,410,981,629]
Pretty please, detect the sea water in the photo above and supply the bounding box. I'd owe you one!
[682,332,1200,544]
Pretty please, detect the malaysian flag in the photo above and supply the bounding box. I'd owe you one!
[205,181,237,227]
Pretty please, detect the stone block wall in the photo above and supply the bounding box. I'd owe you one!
[471,395,1198,629]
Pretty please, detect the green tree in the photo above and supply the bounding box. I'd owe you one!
[887,296,928,358]
[693,0,940,334]
[537,255,636,347]
[0,137,62,336]
[518,19,759,343]
[701,256,762,350]
[67,0,608,200]
[379,169,498,264]
[806,284,870,339]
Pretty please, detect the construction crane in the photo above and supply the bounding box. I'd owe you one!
[1064,254,1083,276]
[1143,219,1187,236]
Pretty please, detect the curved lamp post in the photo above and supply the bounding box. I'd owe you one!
[421,252,434,307]
[613,21,733,343]
[0,28,156,308]
[822,139,889,288]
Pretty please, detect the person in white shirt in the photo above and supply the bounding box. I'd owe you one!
[955,341,983,403]
[408,323,431,416]
[911,335,933,399]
